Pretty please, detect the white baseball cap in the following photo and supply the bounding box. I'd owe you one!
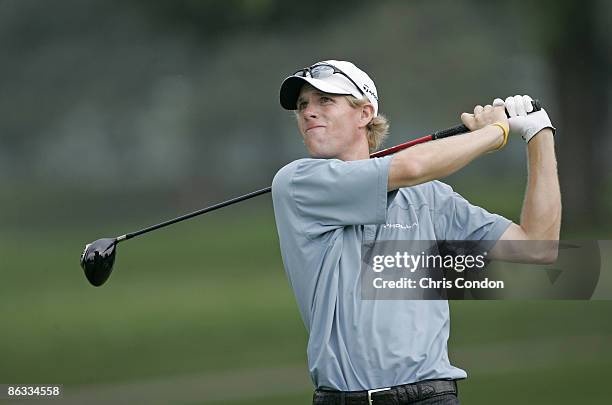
[280,60,379,116]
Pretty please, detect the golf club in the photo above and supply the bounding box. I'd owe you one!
[80,99,542,286]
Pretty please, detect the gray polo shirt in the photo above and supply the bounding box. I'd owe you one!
[271,156,511,391]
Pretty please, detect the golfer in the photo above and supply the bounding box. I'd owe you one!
[272,60,560,404]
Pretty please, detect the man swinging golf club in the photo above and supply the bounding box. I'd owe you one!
[272,60,561,404]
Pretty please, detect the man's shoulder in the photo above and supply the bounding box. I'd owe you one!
[272,158,342,192]
[274,158,313,178]
[272,158,315,198]
[272,159,307,192]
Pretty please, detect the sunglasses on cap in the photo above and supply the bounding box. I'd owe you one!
[292,63,365,98]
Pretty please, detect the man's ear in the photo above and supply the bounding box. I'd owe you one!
[359,104,375,128]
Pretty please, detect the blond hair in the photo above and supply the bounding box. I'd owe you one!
[345,96,389,153]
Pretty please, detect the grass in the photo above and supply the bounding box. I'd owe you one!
[1,204,611,404]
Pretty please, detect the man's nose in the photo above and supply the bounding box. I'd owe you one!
[302,103,318,118]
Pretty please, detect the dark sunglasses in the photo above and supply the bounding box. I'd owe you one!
[293,63,365,97]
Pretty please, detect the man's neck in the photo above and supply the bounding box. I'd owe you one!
[335,137,370,161]
[337,149,370,161]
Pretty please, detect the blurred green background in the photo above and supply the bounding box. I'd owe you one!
[1,0,611,404]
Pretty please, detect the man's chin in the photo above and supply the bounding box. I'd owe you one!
[305,140,342,159]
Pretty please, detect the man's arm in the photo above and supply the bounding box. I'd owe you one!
[490,129,561,263]
[388,104,507,190]
[488,95,561,263]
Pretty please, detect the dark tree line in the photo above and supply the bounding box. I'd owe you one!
[133,0,611,232]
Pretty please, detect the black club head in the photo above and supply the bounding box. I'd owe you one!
[80,238,117,287]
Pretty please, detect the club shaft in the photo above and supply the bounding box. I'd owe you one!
[119,187,271,241]
[118,99,541,242]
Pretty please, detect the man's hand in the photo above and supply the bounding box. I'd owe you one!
[460,102,508,132]
[495,95,555,143]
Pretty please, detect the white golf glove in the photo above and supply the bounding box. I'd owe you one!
[493,95,555,143]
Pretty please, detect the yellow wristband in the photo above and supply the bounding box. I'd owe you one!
[490,122,509,151]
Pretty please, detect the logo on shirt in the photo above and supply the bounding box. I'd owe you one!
[382,222,418,231]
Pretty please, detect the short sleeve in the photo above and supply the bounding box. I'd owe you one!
[272,157,392,238]
[432,181,512,242]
